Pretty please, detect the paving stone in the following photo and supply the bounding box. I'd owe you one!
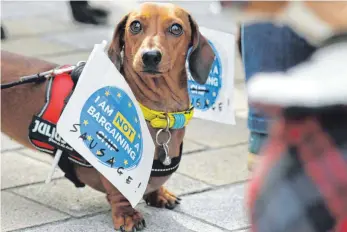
[234,50,245,81]
[1,133,22,152]
[1,1,70,20]
[20,213,113,232]
[172,1,216,15]
[2,18,77,38]
[1,191,70,232]
[137,204,227,232]
[176,183,250,231]
[21,205,227,232]
[1,38,77,57]
[235,109,249,120]
[42,26,114,50]
[11,178,109,217]
[183,139,207,154]
[234,83,248,112]
[1,151,63,189]
[185,117,248,148]
[177,145,250,186]
[164,173,212,196]
[10,172,210,218]
[2,1,134,24]
[18,149,55,165]
[40,52,91,65]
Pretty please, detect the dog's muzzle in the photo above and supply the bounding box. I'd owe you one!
[142,49,162,73]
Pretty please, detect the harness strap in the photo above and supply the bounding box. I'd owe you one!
[29,67,75,153]
[151,143,183,177]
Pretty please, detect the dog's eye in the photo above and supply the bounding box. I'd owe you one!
[130,21,142,34]
[169,23,183,36]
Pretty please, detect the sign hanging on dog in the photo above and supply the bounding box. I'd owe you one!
[57,41,155,207]
[186,27,236,125]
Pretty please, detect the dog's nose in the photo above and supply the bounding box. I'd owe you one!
[142,50,162,67]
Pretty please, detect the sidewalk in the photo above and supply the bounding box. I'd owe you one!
[1,1,250,231]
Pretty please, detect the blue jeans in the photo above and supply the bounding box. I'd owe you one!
[241,23,317,135]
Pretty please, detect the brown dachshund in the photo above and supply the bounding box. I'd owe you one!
[1,3,214,232]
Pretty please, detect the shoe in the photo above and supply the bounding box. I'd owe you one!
[247,132,268,171]
[90,7,108,18]
[1,26,7,40]
[69,1,109,25]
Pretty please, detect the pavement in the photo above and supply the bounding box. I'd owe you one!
[1,1,250,231]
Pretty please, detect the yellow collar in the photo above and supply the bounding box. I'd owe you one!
[139,103,194,129]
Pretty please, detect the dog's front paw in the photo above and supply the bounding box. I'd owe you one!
[114,210,146,232]
[101,176,146,231]
[143,186,181,209]
[105,194,146,231]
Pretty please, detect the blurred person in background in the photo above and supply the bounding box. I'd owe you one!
[1,26,6,40]
[213,1,318,169]
[69,1,109,25]
[240,23,317,170]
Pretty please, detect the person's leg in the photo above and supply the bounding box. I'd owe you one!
[69,1,109,25]
[240,23,317,170]
[1,25,7,40]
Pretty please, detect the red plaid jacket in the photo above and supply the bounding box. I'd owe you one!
[247,106,347,232]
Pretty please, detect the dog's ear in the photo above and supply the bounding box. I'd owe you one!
[108,14,129,71]
[187,15,215,85]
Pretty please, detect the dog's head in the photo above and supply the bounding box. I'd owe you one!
[108,2,215,86]
[107,3,215,159]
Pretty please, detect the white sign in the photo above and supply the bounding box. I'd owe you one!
[186,27,236,125]
[57,41,155,207]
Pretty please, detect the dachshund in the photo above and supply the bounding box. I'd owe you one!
[1,3,215,232]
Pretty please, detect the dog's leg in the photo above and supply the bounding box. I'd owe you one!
[99,175,146,232]
[76,166,147,231]
[143,176,181,210]
[76,167,180,229]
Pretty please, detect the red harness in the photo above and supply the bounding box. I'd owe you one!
[28,68,91,167]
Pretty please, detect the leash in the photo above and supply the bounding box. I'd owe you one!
[1,74,46,89]
[1,66,77,90]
